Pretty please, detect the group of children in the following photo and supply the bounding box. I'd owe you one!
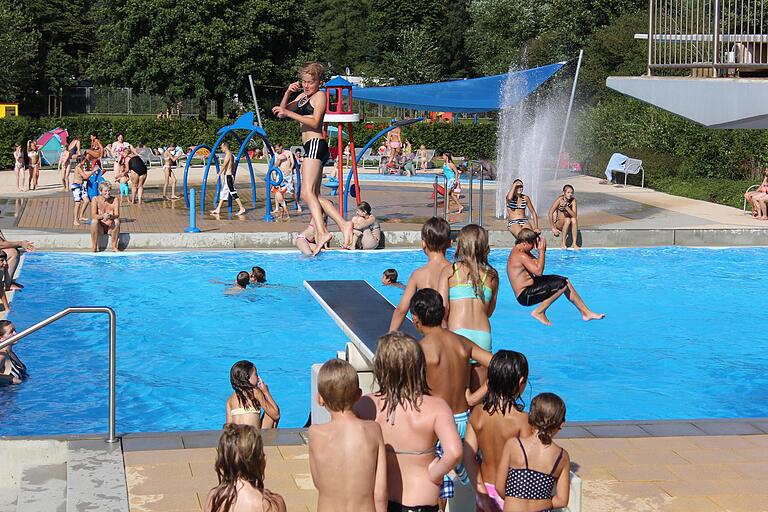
[207,216,603,511]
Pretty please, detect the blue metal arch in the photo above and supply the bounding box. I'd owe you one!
[183,144,219,208]
[200,130,255,213]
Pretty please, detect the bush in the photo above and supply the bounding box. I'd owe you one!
[0,116,498,169]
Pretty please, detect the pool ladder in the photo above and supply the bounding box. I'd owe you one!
[0,307,118,443]
[432,160,486,227]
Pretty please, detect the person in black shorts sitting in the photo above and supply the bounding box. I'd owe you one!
[506,228,604,326]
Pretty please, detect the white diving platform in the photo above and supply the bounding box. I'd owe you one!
[304,280,420,362]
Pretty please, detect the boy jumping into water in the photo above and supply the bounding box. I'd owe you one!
[309,359,387,512]
[389,217,452,332]
[507,228,604,326]
[409,288,492,506]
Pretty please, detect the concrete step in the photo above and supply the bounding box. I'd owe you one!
[16,463,66,512]
[66,440,128,512]
[0,487,17,512]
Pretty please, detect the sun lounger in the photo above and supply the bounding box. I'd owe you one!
[359,148,382,169]
[604,153,644,187]
[304,280,420,362]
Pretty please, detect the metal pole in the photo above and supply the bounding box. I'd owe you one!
[479,165,485,228]
[0,307,118,443]
[713,0,720,74]
[186,188,201,233]
[468,165,474,224]
[648,0,656,75]
[554,49,584,182]
[433,176,439,218]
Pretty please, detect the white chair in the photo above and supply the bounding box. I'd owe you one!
[606,154,645,187]
[743,184,760,215]
[413,149,435,170]
[359,148,381,168]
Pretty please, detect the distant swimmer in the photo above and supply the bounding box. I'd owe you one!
[507,229,604,326]
[225,271,252,295]
[0,320,27,386]
[250,266,266,284]
[381,268,405,289]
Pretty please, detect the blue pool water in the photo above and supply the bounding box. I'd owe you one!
[1,247,767,436]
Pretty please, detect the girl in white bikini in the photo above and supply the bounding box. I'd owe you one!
[13,144,25,191]
[225,360,280,429]
[26,141,41,191]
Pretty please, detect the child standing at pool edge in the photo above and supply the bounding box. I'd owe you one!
[309,358,387,512]
[389,217,452,332]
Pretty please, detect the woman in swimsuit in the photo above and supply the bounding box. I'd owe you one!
[351,201,382,250]
[506,179,540,239]
[548,184,579,249]
[225,360,280,429]
[125,147,148,204]
[495,393,570,512]
[273,62,353,255]
[13,143,25,192]
[441,152,463,214]
[465,351,532,511]
[68,135,82,158]
[441,224,498,389]
[58,143,72,190]
[0,320,27,386]
[26,140,41,191]
[354,332,463,512]
[206,424,287,512]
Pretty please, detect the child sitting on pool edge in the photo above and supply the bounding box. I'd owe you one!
[309,358,387,512]
[381,268,405,289]
[207,424,286,512]
[226,360,280,428]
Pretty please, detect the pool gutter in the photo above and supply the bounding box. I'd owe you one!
[2,228,768,251]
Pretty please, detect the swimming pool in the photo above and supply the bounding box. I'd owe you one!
[1,247,766,436]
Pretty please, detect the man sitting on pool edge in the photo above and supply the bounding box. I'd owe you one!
[90,181,121,252]
[507,228,604,326]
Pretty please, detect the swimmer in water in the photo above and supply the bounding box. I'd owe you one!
[507,229,604,326]
[381,268,405,289]
[225,271,251,294]
[250,266,266,284]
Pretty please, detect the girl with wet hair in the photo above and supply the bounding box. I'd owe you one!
[505,179,540,239]
[495,393,570,512]
[441,224,499,389]
[354,332,462,511]
[549,184,579,249]
[207,424,286,512]
[225,360,280,428]
[465,351,532,510]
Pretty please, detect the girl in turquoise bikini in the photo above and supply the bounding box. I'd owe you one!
[442,224,498,389]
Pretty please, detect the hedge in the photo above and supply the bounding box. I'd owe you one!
[0,116,498,169]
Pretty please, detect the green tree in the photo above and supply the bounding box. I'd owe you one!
[93,0,312,119]
[305,0,370,74]
[387,27,442,85]
[0,1,40,101]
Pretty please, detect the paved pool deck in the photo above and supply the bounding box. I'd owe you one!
[118,420,768,512]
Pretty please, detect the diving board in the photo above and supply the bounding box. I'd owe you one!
[304,280,420,362]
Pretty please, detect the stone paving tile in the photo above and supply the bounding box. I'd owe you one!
[725,461,768,479]
[666,463,742,481]
[585,424,650,438]
[581,481,672,511]
[693,422,764,436]
[559,426,595,438]
[689,435,763,449]
[125,448,215,465]
[626,437,700,450]
[674,448,751,464]
[659,496,724,512]
[708,493,768,512]
[277,444,311,460]
[658,479,738,497]
[123,436,184,452]
[128,492,200,512]
[640,422,707,437]
[614,448,691,466]
[606,464,680,482]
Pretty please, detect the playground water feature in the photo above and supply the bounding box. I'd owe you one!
[495,65,566,218]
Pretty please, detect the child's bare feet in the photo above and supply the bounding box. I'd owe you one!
[531,310,552,326]
[583,311,605,321]
[341,222,354,248]
[236,208,246,215]
[74,221,80,226]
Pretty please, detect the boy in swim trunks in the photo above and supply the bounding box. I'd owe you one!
[72,157,95,226]
[116,162,131,206]
[309,358,387,512]
[389,217,453,332]
[507,228,604,326]
[211,142,247,216]
[409,288,492,506]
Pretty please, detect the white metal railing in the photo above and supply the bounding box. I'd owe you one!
[646,0,768,73]
[0,307,118,443]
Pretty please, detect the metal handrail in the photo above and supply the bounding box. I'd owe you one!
[0,307,118,443]
[433,175,448,219]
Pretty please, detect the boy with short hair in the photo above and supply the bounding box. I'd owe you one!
[409,288,492,504]
[389,217,452,331]
[71,157,95,226]
[309,359,387,512]
[381,269,405,289]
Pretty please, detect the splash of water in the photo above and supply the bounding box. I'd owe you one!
[495,66,566,219]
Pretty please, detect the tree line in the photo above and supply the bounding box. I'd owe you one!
[1,0,648,118]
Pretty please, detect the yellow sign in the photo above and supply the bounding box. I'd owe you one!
[0,104,19,118]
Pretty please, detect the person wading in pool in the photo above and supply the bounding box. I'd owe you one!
[272,62,353,255]
[507,229,604,326]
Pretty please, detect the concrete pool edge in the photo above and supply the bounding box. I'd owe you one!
[3,227,768,250]
[3,418,766,447]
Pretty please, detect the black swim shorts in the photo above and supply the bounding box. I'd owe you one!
[516,275,568,307]
[387,502,439,512]
[302,138,330,165]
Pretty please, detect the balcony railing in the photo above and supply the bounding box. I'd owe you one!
[645,0,768,74]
